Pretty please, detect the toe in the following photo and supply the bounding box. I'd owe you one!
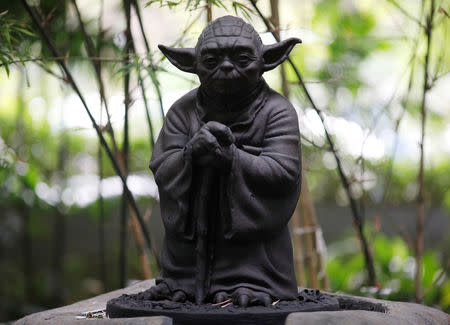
[256,292,272,307]
[237,294,249,307]
[231,288,251,306]
[172,290,186,302]
[214,292,228,304]
[145,290,154,300]
[231,288,272,307]
[149,283,171,300]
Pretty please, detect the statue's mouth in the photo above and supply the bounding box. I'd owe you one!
[213,80,240,93]
[213,78,238,87]
[216,77,238,81]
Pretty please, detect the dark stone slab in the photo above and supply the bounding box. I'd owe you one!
[13,279,170,325]
[12,279,449,325]
[286,294,449,325]
[106,289,339,325]
[75,318,171,325]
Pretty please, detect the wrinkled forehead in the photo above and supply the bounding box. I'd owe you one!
[198,36,261,55]
[196,16,262,54]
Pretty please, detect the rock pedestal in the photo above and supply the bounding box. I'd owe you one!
[13,279,449,325]
[13,280,169,325]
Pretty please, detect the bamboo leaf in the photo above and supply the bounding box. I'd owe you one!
[145,0,162,8]
[14,27,35,37]
[4,24,12,51]
[212,0,227,10]
[1,58,10,76]
[232,1,253,19]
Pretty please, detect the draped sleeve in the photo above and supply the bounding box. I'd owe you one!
[149,99,195,240]
[224,100,301,241]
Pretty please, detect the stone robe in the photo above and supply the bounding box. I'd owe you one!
[149,80,301,301]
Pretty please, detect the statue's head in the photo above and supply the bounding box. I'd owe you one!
[159,16,301,96]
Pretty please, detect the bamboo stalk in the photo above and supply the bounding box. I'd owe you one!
[415,0,434,303]
[97,0,107,292]
[52,142,67,305]
[16,72,33,302]
[269,0,328,289]
[206,1,213,23]
[139,74,155,148]
[269,0,289,97]
[131,0,165,120]
[127,0,161,274]
[70,0,119,156]
[20,0,156,269]
[50,86,70,305]
[270,0,306,287]
[21,205,32,301]
[119,0,133,288]
[250,0,377,286]
[0,56,126,66]
[268,0,306,287]
[291,203,306,287]
[97,141,107,290]
[124,0,158,279]
[129,206,153,279]
[299,166,318,289]
[129,0,156,148]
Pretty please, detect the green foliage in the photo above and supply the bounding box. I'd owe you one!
[327,231,449,312]
[145,0,254,18]
[0,11,34,76]
[311,0,390,98]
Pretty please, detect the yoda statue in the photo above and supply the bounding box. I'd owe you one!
[147,15,302,307]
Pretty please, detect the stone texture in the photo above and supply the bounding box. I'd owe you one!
[75,318,171,325]
[286,294,449,325]
[13,279,449,325]
[13,279,171,325]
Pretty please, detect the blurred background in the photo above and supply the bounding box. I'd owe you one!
[0,0,449,322]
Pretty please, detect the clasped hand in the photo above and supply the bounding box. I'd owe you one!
[187,121,235,169]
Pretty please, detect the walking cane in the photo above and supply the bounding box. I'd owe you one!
[195,167,214,305]
[194,125,234,305]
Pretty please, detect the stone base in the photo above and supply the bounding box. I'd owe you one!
[12,280,170,325]
[106,288,339,325]
[12,279,449,325]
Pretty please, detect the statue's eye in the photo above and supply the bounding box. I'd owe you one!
[202,56,218,68]
[235,54,252,66]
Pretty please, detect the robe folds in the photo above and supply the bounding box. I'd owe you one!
[149,80,302,301]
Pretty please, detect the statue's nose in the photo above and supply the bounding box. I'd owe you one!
[220,59,234,72]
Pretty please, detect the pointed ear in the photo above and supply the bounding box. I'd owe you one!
[262,38,302,72]
[158,44,196,74]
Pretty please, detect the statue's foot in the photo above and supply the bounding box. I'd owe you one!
[214,288,272,307]
[146,283,187,303]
